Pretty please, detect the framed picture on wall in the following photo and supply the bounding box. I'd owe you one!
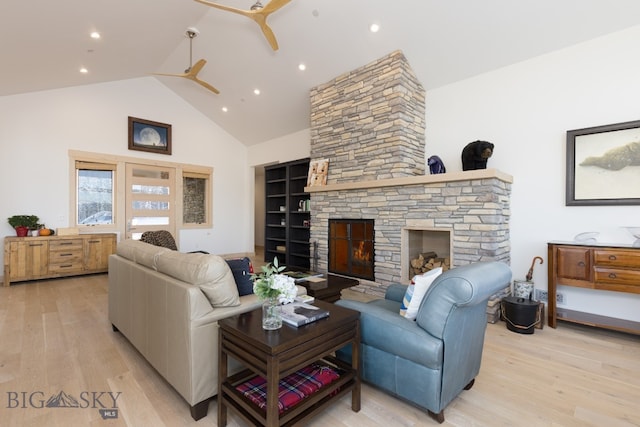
[307,158,329,187]
[128,116,172,155]
[566,119,640,206]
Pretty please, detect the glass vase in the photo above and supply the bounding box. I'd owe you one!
[262,296,282,330]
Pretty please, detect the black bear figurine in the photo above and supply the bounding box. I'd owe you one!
[427,156,446,174]
[461,140,494,171]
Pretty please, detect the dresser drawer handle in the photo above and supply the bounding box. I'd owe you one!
[577,261,585,267]
[60,264,73,268]
[29,243,44,247]
[609,255,617,261]
[60,253,73,257]
[608,273,617,279]
[60,242,74,245]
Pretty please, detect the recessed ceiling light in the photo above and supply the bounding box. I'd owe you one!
[90,31,101,39]
[254,89,261,95]
[369,23,380,33]
[298,63,306,71]
[79,67,88,74]
[222,107,228,112]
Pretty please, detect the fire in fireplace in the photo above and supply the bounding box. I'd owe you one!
[328,219,374,281]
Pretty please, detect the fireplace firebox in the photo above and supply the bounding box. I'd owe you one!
[328,219,374,281]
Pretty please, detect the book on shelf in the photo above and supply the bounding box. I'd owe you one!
[280,302,330,327]
[283,270,324,282]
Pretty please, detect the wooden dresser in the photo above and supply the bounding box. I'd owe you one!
[4,233,116,286]
[547,242,640,335]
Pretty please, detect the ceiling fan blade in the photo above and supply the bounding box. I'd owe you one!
[194,0,290,50]
[154,59,219,95]
[260,0,291,15]
[193,0,252,18]
[153,71,188,78]
[194,78,220,95]
[258,22,279,51]
[188,59,207,76]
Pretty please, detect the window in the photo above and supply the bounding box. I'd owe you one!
[183,171,210,226]
[70,151,212,234]
[76,161,115,227]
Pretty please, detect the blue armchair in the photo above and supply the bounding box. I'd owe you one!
[335,261,511,423]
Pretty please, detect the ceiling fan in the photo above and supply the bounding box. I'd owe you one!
[194,0,291,51]
[153,28,220,95]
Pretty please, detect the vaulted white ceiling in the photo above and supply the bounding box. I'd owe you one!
[3,0,640,145]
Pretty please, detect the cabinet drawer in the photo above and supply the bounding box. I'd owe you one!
[594,249,640,267]
[48,262,83,274]
[594,267,640,293]
[49,239,83,251]
[49,250,82,264]
[556,246,591,281]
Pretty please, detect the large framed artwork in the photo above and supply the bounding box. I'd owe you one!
[128,116,172,155]
[566,120,640,206]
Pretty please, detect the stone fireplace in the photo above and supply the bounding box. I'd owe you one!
[305,50,512,297]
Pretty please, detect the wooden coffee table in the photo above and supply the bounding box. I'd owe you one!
[217,300,361,427]
[298,274,359,303]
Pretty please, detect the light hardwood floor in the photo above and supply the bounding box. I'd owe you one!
[0,273,638,427]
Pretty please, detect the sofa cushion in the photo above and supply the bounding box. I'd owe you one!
[400,267,442,320]
[116,239,170,270]
[156,251,240,307]
[225,257,254,296]
[236,363,341,414]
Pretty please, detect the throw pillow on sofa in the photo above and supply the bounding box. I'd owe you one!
[225,257,254,296]
[400,267,443,320]
[155,251,240,307]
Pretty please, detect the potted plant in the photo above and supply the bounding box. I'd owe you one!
[7,215,40,237]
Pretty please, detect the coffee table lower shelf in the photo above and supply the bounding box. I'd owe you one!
[221,357,356,427]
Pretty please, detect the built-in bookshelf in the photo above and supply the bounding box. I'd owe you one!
[264,158,311,270]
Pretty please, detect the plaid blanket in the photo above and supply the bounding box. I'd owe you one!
[235,363,341,414]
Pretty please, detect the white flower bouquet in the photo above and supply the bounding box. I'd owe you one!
[251,257,297,304]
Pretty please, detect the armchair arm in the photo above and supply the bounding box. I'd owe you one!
[384,283,408,303]
[335,299,442,369]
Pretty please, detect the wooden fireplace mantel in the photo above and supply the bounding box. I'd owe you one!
[305,168,513,193]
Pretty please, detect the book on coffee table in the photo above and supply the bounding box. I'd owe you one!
[283,270,323,283]
[280,302,330,327]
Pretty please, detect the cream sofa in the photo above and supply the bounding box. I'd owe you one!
[108,240,305,420]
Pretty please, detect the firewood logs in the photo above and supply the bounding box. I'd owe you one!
[410,252,450,276]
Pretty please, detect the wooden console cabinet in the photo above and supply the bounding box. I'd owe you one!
[4,233,116,286]
[547,242,640,335]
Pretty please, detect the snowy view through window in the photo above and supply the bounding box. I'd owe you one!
[78,169,113,225]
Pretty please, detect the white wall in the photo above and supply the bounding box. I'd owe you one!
[250,26,640,322]
[0,77,252,262]
[424,25,640,322]
[248,128,311,167]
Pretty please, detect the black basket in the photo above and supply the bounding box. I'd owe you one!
[501,296,540,334]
